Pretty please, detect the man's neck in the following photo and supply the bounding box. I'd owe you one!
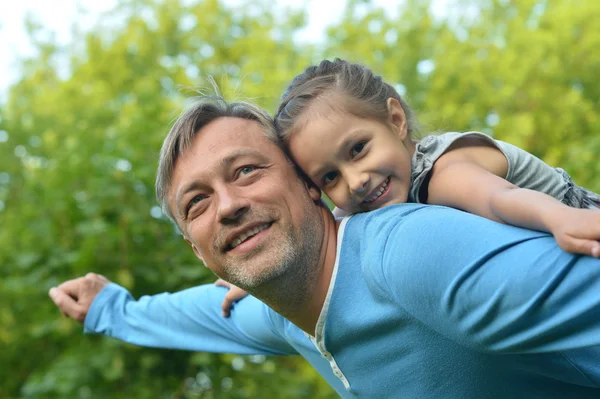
[294,207,339,335]
[251,207,339,335]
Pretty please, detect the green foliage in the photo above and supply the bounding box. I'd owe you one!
[1,0,599,397]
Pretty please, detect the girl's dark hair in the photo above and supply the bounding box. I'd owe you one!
[274,58,418,143]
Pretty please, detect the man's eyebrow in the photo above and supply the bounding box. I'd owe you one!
[220,148,265,167]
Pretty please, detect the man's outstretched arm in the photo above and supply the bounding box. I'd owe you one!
[49,273,295,356]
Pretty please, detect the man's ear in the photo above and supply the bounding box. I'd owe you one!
[386,98,408,141]
[304,180,322,201]
[185,237,205,264]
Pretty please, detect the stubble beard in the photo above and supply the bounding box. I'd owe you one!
[220,206,323,313]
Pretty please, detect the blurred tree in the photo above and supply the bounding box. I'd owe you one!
[323,0,445,119]
[1,0,599,397]
[0,0,331,398]
[420,0,600,191]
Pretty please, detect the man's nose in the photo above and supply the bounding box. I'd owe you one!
[216,186,250,223]
[347,172,370,195]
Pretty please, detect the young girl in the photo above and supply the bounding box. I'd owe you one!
[215,58,600,316]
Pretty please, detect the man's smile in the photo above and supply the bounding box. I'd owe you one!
[224,222,274,253]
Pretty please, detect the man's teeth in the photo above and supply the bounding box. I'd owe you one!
[230,223,270,249]
[364,178,389,203]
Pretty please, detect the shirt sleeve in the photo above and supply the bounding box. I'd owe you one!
[380,205,600,354]
[83,283,297,356]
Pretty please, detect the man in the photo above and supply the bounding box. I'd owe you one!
[51,97,600,398]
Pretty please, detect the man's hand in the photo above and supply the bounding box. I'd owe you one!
[48,272,110,323]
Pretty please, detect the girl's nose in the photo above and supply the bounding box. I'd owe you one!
[348,173,370,195]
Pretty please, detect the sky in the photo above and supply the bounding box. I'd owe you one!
[0,0,115,96]
[0,0,400,99]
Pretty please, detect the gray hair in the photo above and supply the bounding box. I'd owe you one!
[156,96,279,225]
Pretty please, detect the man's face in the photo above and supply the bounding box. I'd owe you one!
[168,117,323,289]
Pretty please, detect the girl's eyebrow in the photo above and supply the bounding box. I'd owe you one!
[309,129,370,179]
[336,129,369,157]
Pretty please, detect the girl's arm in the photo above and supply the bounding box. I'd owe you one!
[426,138,600,257]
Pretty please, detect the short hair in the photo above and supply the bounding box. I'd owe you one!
[156,96,279,225]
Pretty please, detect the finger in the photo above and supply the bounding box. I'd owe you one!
[229,287,249,301]
[592,242,600,258]
[221,295,235,318]
[56,277,87,299]
[562,238,600,258]
[49,287,88,323]
[215,279,232,288]
[86,272,109,281]
[47,288,70,318]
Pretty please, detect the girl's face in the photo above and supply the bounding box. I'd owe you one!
[288,99,415,214]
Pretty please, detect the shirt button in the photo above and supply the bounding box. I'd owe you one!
[322,352,332,360]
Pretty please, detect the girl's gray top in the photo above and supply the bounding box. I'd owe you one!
[409,131,599,209]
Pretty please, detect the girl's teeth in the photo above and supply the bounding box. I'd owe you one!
[364,179,389,203]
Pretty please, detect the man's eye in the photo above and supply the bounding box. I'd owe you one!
[322,171,338,186]
[350,142,366,158]
[186,195,205,216]
[239,165,257,175]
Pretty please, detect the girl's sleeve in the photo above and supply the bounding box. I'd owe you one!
[84,283,297,356]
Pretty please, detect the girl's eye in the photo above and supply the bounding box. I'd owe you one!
[322,171,338,186]
[351,142,366,158]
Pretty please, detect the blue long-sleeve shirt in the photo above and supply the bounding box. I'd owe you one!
[85,204,600,398]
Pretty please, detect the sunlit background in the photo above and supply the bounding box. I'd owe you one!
[1,0,599,398]
[1,0,404,95]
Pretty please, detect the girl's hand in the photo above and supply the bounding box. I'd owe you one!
[548,208,600,258]
[214,279,249,317]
